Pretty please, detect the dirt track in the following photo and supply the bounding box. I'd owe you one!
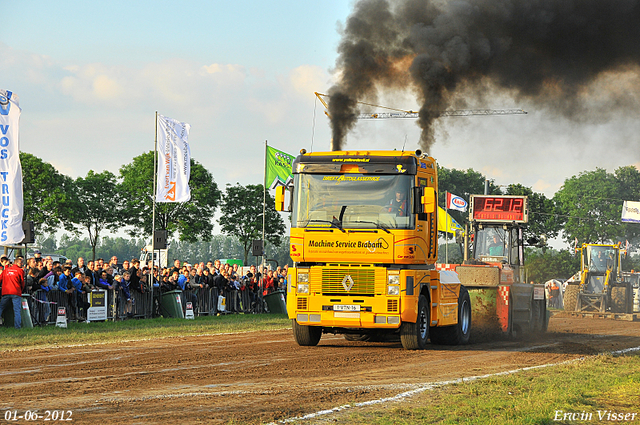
[1,315,640,424]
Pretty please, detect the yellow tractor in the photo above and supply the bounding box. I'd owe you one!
[564,243,633,313]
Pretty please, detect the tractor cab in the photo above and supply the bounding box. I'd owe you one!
[473,225,522,267]
[564,243,633,313]
[582,245,618,294]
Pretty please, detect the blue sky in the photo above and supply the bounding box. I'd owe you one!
[2,0,640,238]
[3,1,346,71]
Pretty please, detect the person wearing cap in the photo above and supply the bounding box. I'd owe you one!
[0,256,25,328]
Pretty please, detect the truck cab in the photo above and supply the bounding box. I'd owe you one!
[277,149,471,350]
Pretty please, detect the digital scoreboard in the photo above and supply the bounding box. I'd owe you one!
[469,195,528,223]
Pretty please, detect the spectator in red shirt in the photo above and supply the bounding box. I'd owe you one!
[0,256,25,328]
[262,270,275,296]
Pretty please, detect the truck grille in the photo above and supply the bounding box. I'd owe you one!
[297,297,308,310]
[387,299,398,313]
[311,267,381,295]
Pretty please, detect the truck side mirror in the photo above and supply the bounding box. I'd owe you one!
[422,187,436,214]
[275,186,292,212]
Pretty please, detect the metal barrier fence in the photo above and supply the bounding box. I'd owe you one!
[29,286,269,324]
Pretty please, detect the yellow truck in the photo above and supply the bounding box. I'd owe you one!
[275,149,471,349]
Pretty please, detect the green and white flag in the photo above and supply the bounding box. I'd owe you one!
[266,145,294,189]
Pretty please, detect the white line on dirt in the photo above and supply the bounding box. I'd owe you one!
[268,345,640,424]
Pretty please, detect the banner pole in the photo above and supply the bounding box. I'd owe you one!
[152,112,158,265]
[261,140,268,309]
[445,191,449,264]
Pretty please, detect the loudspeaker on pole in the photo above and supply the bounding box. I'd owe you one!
[154,230,168,250]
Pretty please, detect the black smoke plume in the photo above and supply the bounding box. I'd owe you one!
[329,0,640,151]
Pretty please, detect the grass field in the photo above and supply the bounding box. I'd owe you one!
[0,314,291,351]
[325,352,640,425]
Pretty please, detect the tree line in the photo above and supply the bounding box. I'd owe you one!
[438,164,640,247]
[37,233,292,269]
[20,151,285,264]
[20,150,640,281]
[438,164,640,282]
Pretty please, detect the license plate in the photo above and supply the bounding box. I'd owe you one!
[333,304,360,312]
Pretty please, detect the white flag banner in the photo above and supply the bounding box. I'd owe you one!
[0,90,25,244]
[156,114,191,203]
[621,200,640,224]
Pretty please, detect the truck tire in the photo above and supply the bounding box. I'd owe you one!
[563,284,580,312]
[400,295,429,350]
[344,334,371,342]
[532,298,547,334]
[611,286,628,313]
[292,320,322,346]
[430,286,472,345]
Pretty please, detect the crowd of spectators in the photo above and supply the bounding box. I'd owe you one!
[0,249,290,328]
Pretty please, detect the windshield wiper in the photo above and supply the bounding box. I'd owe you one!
[349,220,391,234]
[303,219,346,233]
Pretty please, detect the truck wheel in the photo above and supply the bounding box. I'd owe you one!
[344,334,371,342]
[430,286,472,345]
[400,295,429,350]
[563,284,580,312]
[611,286,628,313]
[292,320,322,346]
[532,298,547,334]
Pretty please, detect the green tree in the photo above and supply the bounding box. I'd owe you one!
[219,184,286,265]
[119,151,221,243]
[437,166,500,227]
[505,184,565,243]
[20,152,74,234]
[614,166,640,247]
[57,234,93,261]
[69,170,121,262]
[554,168,629,244]
[266,236,292,268]
[524,248,580,283]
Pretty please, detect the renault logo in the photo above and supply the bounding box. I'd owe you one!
[341,275,355,291]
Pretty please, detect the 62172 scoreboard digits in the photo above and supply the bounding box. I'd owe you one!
[469,195,528,223]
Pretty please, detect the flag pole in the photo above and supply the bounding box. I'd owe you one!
[152,112,158,267]
[445,191,449,264]
[261,140,268,307]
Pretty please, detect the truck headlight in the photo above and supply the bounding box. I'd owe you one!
[298,273,309,283]
[297,283,309,294]
[388,275,400,285]
[387,285,400,295]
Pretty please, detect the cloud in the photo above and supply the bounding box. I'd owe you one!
[531,179,556,195]
[289,65,329,97]
[1,42,334,189]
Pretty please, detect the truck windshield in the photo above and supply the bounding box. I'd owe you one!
[586,246,616,274]
[292,174,414,230]
[474,227,508,261]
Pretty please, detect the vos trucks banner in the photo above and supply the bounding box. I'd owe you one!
[156,114,191,203]
[0,90,25,244]
[621,200,640,224]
